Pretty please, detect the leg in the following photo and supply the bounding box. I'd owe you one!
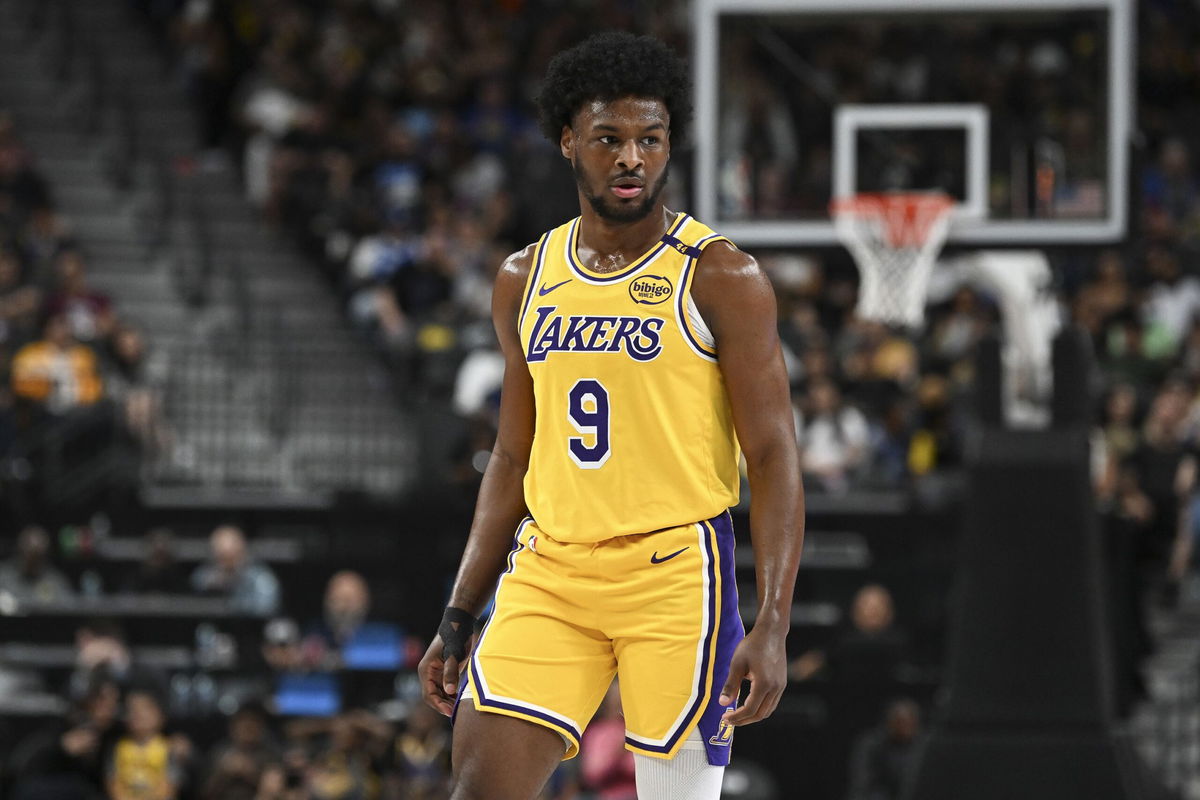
[633,730,725,800]
[450,704,566,800]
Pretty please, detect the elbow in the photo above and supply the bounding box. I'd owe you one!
[742,435,800,478]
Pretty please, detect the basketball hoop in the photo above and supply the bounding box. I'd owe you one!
[831,192,956,329]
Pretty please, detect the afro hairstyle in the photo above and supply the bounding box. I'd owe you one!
[536,31,692,147]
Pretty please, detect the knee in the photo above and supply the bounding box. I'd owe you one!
[449,775,526,800]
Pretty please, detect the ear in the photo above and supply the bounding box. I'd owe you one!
[560,125,573,160]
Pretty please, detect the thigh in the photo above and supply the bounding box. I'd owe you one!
[451,704,566,800]
[610,512,743,766]
[466,520,617,758]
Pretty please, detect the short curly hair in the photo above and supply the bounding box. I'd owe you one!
[536,32,692,147]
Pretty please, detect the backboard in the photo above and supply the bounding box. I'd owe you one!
[693,0,1133,246]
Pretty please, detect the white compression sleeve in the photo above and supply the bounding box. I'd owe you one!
[633,729,725,800]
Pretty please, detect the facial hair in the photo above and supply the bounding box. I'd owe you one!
[574,157,670,224]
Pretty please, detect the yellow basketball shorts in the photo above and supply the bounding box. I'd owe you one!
[459,510,743,766]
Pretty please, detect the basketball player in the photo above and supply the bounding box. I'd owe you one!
[418,32,804,800]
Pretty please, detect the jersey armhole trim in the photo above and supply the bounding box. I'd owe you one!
[674,234,730,362]
[517,233,551,332]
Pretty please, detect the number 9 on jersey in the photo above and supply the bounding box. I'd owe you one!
[567,379,610,469]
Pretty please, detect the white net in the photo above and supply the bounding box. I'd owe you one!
[831,193,955,329]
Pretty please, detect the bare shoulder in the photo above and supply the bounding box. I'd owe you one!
[691,240,775,322]
[695,239,763,280]
[493,242,539,310]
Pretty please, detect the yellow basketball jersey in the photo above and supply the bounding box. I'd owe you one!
[111,736,171,798]
[518,212,740,543]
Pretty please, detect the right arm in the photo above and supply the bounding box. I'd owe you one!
[418,245,537,715]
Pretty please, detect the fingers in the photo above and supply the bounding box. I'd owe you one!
[721,673,785,727]
[442,655,462,696]
[418,640,455,717]
[718,653,747,707]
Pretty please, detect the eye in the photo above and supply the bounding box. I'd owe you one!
[598,135,618,145]
[641,136,660,146]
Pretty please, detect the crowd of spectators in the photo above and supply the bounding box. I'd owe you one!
[1,0,1197,798]
[0,518,615,800]
[0,515,929,798]
[0,113,168,521]
[137,0,1193,501]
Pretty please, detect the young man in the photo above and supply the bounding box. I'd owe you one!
[419,32,804,800]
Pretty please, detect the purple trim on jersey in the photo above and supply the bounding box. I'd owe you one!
[623,509,740,764]
[517,234,550,331]
[675,233,724,360]
[566,213,690,283]
[697,510,744,766]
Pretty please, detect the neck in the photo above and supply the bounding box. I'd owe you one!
[575,202,674,273]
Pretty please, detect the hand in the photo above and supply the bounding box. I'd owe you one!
[718,626,787,727]
[169,733,193,761]
[418,633,476,717]
[61,727,98,756]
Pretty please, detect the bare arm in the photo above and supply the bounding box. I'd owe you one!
[692,241,805,726]
[418,244,538,715]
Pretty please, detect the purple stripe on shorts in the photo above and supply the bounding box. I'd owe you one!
[624,509,740,763]
[697,509,744,766]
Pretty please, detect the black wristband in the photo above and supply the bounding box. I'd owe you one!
[438,607,479,662]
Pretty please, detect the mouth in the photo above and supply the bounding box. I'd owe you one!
[609,177,644,199]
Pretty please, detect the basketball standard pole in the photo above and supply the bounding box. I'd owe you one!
[903,328,1161,800]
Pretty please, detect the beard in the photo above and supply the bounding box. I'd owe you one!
[574,158,670,223]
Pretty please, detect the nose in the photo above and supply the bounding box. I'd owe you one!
[616,139,643,171]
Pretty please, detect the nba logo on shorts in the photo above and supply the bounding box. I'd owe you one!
[528,535,538,553]
[709,720,734,747]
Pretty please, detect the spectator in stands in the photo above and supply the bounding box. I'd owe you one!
[103,323,170,455]
[1142,246,1200,350]
[200,701,279,800]
[0,115,51,224]
[0,524,74,602]
[20,206,74,288]
[1073,250,1132,343]
[1101,383,1142,467]
[1133,380,1197,586]
[44,250,116,347]
[120,528,186,596]
[797,378,871,493]
[1141,138,1200,242]
[286,711,392,800]
[7,670,122,800]
[303,570,371,666]
[67,621,169,702]
[579,682,637,800]
[106,688,190,800]
[0,246,40,347]
[11,311,105,418]
[260,617,303,673]
[1102,315,1170,389]
[846,698,925,800]
[390,700,452,800]
[191,525,281,615]
[790,583,912,684]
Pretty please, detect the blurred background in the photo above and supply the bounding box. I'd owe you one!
[0,0,1195,798]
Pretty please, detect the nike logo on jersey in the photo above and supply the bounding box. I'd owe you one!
[525,306,664,363]
[538,279,572,296]
[650,547,688,564]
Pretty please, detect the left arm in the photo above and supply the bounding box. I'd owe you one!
[692,241,805,726]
